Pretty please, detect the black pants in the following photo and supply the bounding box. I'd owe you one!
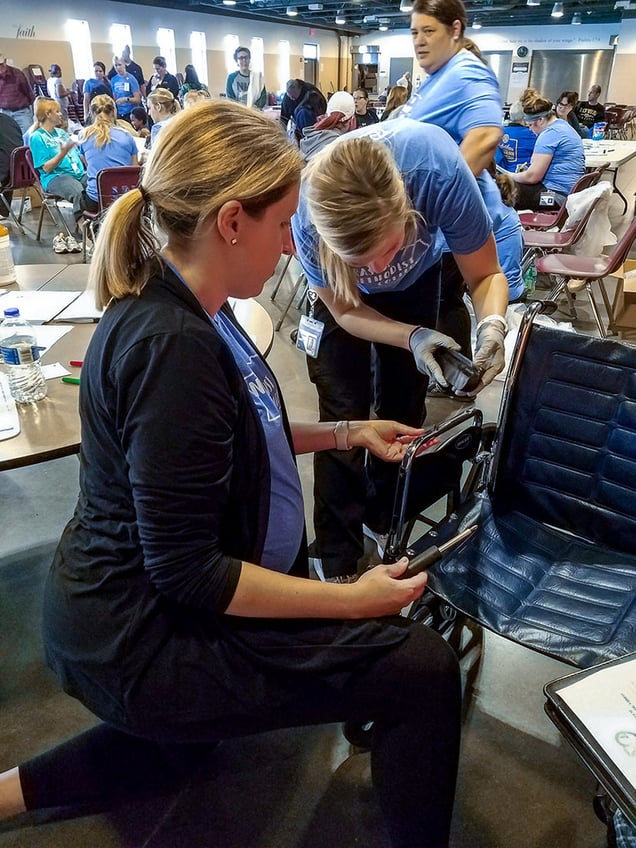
[514,181,566,212]
[437,253,472,358]
[20,623,461,848]
[307,267,442,578]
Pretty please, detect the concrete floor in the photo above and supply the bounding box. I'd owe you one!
[2,168,635,847]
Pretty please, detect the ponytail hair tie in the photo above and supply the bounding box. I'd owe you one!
[139,185,150,204]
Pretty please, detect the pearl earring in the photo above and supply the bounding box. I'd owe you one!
[231,238,238,245]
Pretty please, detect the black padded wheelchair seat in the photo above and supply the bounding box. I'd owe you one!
[422,324,636,668]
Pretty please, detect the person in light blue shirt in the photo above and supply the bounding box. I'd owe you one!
[110,56,141,120]
[511,88,586,210]
[401,0,522,356]
[78,94,138,209]
[292,118,509,580]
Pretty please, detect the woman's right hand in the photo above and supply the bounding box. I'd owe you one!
[347,558,427,618]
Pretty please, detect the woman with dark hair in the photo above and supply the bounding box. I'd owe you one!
[291,89,327,143]
[510,87,585,210]
[83,62,113,122]
[46,64,72,122]
[299,90,356,160]
[178,63,209,106]
[401,0,522,353]
[555,90,588,138]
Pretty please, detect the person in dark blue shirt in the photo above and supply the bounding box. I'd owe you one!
[496,100,536,172]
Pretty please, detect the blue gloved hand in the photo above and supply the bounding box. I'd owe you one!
[473,316,507,387]
[408,327,461,387]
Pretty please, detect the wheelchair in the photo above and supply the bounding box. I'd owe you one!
[347,302,636,839]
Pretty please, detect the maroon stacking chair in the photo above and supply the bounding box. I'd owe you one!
[536,216,636,337]
[0,146,41,234]
[81,165,142,261]
[518,165,608,231]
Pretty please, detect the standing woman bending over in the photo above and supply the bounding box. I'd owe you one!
[292,120,509,581]
[511,88,586,210]
[79,95,138,213]
[0,101,461,848]
[147,88,181,145]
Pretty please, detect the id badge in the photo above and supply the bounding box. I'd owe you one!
[296,314,324,358]
[539,190,557,207]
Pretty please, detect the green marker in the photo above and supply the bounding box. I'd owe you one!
[61,376,81,385]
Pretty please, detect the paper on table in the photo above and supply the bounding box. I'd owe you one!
[52,290,103,322]
[558,656,636,788]
[0,373,20,440]
[32,325,73,353]
[0,290,81,323]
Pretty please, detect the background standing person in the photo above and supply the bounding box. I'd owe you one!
[0,53,35,134]
[147,88,180,145]
[0,100,461,848]
[147,56,179,100]
[178,64,209,106]
[225,46,266,109]
[292,120,509,582]
[510,88,586,210]
[82,62,113,122]
[353,88,379,127]
[108,45,146,98]
[575,84,605,130]
[402,0,522,355]
[280,78,326,129]
[0,113,23,217]
[380,85,408,121]
[46,64,72,122]
[110,56,141,121]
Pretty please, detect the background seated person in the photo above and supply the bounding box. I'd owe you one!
[147,89,181,145]
[380,85,408,121]
[78,95,138,213]
[496,100,536,172]
[299,90,356,160]
[178,64,209,106]
[510,88,585,211]
[555,90,588,138]
[130,106,150,138]
[183,89,211,110]
[291,89,327,143]
[0,113,23,216]
[575,84,605,130]
[353,88,379,128]
[29,97,87,245]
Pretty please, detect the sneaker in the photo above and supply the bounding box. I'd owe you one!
[52,232,68,254]
[65,234,82,253]
[362,524,388,558]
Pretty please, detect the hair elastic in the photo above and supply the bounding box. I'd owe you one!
[139,185,150,204]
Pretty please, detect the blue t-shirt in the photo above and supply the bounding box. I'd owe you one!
[496,124,536,172]
[83,77,112,99]
[534,119,586,194]
[110,73,139,116]
[400,50,523,300]
[401,49,502,142]
[292,120,492,295]
[29,127,85,191]
[150,118,170,146]
[79,127,137,201]
[211,308,304,572]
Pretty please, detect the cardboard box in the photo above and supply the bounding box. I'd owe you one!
[610,259,636,333]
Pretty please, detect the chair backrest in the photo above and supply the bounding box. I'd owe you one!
[7,146,39,191]
[570,164,608,195]
[96,166,142,212]
[494,323,636,554]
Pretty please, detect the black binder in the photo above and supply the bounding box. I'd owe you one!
[544,653,636,829]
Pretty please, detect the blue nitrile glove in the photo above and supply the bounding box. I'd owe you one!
[408,327,461,387]
[473,316,507,387]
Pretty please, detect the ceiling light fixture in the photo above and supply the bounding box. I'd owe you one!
[379,21,388,29]
[551,1,564,16]
[572,10,581,22]
[286,5,298,13]
[335,9,346,23]
[527,0,540,5]
[399,0,414,12]
[472,16,482,27]
[222,0,237,5]
[308,2,323,8]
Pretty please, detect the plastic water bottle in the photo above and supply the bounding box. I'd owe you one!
[523,264,537,295]
[0,308,47,403]
[0,224,16,287]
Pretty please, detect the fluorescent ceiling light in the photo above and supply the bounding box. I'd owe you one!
[308,2,323,8]
[379,22,388,29]
[335,9,346,23]
[286,5,298,14]
[472,17,482,27]
[399,0,414,12]
[527,0,540,5]
[572,11,581,22]
[222,0,236,5]
[551,2,564,16]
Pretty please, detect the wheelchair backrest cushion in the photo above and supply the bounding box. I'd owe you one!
[495,325,636,553]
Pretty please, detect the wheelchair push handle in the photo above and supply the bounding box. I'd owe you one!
[400,525,477,578]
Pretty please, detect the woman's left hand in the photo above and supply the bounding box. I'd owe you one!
[347,420,424,461]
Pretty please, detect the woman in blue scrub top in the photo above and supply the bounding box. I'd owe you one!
[402,0,524,349]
